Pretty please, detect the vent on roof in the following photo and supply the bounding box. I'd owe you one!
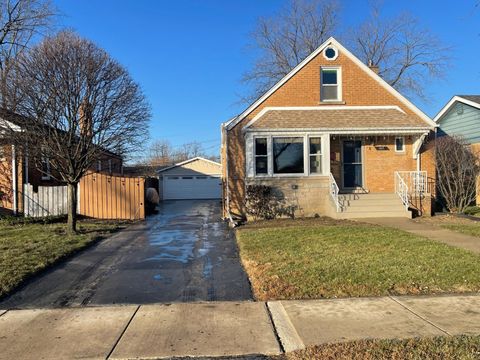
[456,103,464,115]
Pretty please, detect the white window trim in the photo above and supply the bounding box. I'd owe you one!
[254,136,269,176]
[320,66,342,102]
[41,156,51,180]
[247,132,330,178]
[308,135,323,175]
[323,45,338,61]
[395,136,405,153]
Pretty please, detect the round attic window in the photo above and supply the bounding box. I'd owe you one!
[324,46,338,60]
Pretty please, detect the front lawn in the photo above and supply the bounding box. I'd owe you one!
[441,223,480,238]
[236,218,480,300]
[281,335,480,360]
[0,218,125,298]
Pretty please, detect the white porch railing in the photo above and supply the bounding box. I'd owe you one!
[394,171,428,210]
[394,172,409,210]
[395,171,427,194]
[329,173,341,212]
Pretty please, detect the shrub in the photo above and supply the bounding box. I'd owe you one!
[464,206,480,216]
[245,184,295,220]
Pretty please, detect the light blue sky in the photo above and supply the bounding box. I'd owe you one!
[55,0,480,157]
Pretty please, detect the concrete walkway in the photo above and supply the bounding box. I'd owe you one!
[361,217,480,254]
[0,294,479,359]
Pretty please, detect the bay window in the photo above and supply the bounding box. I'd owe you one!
[309,137,322,174]
[254,137,268,175]
[250,134,328,177]
[273,137,304,174]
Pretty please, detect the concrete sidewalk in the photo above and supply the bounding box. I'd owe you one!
[0,294,479,359]
[362,217,480,254]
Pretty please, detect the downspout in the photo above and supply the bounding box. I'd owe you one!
[11,144,17,215]
[222,123,235,226]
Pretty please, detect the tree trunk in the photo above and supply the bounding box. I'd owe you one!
[67,182,78,233]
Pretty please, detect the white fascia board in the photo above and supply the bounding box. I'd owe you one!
[245,128,431,135]
[157,156,221,174]
[0,118,21,132]
[433,96,480,123]
[226,37,436,131]
[243,105,406,130]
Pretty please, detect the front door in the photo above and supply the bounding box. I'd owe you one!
[342,140,363,189]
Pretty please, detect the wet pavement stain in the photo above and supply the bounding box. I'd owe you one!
[0,200,252,308]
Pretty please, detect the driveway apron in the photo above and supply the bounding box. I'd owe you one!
[0,200,252,308]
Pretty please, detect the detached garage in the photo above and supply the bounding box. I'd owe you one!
[158,157,222,200]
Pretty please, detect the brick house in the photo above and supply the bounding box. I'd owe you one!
[0,110,123,215]
[434,95,480,204]
[221,37,437,221]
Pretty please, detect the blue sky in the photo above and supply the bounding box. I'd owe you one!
[55,0,479,157]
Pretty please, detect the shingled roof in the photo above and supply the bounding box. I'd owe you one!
[247,106,432,131]
[457,95,480,105]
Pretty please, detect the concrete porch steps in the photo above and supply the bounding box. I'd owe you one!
[336,193,412,219]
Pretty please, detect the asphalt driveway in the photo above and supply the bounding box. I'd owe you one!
[0,200,252,308]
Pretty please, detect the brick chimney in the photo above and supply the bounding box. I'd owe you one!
[79,100,93,138]
[368,60,379,74]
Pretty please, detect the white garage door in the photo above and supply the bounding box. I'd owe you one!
[163,175,222,200]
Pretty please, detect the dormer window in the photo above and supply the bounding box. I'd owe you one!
[321,67,341,102]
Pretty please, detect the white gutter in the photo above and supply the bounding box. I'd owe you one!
[244,127,432,134]
[11,144,17,215]
[221,123,235,225]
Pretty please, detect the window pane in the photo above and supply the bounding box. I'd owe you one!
[322,69,337,84]
[309,137,322,154]
[273,137,304,174]
[321,85,338,100]
[395,137,404,151]
[310,155,322,174]
[255,156,268,174]
[255,138,267,155]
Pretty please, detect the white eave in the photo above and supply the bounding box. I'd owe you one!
[0,117,21,133]
[226,37,436,131]
[434,95,480,123]
[157,156,221,174]
[245,128,431,134]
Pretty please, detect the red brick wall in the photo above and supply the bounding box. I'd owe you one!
[224,46,434,217]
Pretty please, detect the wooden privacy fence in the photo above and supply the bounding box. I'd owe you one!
[79,172,145,220]
[23,184,68,217]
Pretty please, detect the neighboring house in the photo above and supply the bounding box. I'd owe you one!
[221,37,437,221]
[157,157,222,200]
[434,95,480,204]
[0,110,123,215]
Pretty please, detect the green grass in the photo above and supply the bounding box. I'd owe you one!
[442,223,480,238]
[0,220,124,297]
[280,335,480,360]
[236,221,480,300]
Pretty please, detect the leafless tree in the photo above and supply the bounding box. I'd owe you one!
[349,4,450,100]
[243,0,450,102]
[0,0,55,105]
[436,136,480,213]
[242,0,339,101]
[174,141,205,162]
[148,139,174,166]
[4,31,150,232]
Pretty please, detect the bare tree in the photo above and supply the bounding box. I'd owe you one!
[173,141,206,162]
[349,4,450,100]
[5,31,150,232]
[148,139,173,166]
[0,0,55,105]
[436,136,480,213]
[243,0,449,102]
[242,0,339,101]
